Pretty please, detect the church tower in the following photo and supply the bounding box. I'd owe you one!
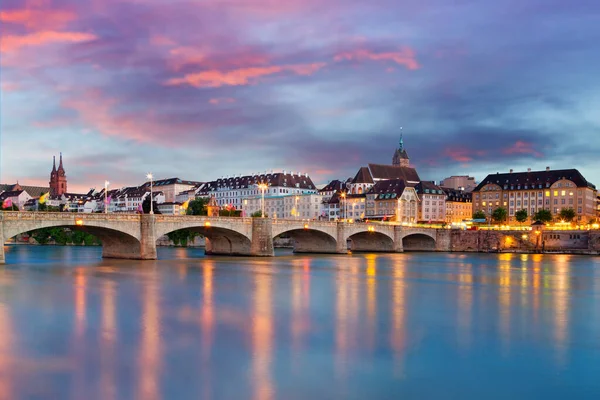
[49,153,67,196]
[392,133,410,167]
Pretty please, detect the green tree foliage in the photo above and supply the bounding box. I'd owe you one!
[515,209,528,224]
[166,230,200,246]
[186,198,208,216]
[28,228,100,246]
[559,207,576,222]
[38,203,62,212]
[472,210,486,220]
[219,209,241,217]
[533,209,553,223]
[492,207,508,223]
[251,210,267,218]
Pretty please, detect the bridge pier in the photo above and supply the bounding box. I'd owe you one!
[250,218,274,256]
[336,222,349,254]
[393,226,404,253]
[140,214,158,260]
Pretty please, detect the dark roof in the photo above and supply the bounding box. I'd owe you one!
[366,179,409,200]
[415,181,445,197]
[0,184,48,198]
[141,177,203,188]
[367,163,420,183]
[442,187,473,202]
[202,172,316,192]
[319,179,346,193]
[0,190,24,200]
[351,167,374,184]
[473,169,596,192]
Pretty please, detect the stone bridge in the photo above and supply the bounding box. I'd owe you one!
[0,212,452,263]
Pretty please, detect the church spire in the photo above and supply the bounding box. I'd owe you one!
[52,156,56,172]
[58,152,64,172]
[399,127,404,151]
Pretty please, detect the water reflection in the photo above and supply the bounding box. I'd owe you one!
[100,279,117,399]
[391,257,407,375]
[554,255,570,366]
[138,269,162,400]
[2,247,600,398]
[252,267,274,400]
[0,270,14,400]
[201,260,215,400]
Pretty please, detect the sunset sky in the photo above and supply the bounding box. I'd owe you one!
[1,0,599,192]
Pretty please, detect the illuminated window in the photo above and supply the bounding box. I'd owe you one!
[545,191,550,197]
[554,191,558,196]
[561,190,566,196]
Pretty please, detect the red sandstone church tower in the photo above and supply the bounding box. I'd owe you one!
[49,153,67,196]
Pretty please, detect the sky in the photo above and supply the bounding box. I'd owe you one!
[1,0,599,192]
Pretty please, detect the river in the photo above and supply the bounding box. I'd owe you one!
[1,245,600,399]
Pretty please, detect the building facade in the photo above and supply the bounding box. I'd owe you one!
[200,171,318,210]
[242,193,324,219]
[415,181,446,223]
[439,175,477,192]
[443,188,473,223]
[365,179,418,222]
[472,168,597,223]
[142,178,202,203]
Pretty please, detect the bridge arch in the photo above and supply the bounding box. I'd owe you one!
[2,217,143,260]
[347,231,395,252]
[154,217,253,256]
[402,233,436,251]
[272,221,338,254]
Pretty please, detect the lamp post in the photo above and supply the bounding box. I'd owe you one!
[146,173,154,214]
[340,192,346,221]
[104,180,109,214]
[295,195,299,220]
[258,183,268,218]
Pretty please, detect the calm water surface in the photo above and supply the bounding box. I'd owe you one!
[2,246,600,399]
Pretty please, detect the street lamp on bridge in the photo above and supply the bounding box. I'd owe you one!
[258,183,268,218]
[104,180,109,214]
[146,173,154,214]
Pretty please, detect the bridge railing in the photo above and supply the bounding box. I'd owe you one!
[153,215,254,224]
[271,219,338,227]
[0,211,141,221]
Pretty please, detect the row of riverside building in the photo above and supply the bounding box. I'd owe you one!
[1,145,599,224]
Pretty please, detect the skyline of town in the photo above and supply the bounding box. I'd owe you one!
[1,0,599,191]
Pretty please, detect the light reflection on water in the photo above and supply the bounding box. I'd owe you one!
[1,245,600,399]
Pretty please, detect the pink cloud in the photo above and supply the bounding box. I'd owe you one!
[0,3,76,30]
[209,98,236,105]
[1,82,20,92]
[167,46,272,72]
[165,62,326,88]
[443,147,488,163]
[502,141,543,157]
[334,47,420,70]
[0,31,96,53]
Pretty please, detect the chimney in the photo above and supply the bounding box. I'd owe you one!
[527,168,531,173]
[546,166,550,171]
[509,169,513,173]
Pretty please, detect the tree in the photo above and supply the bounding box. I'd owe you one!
[492,207,508,223]
[473,210,486,220]
[142,196,161,214]
[251,210,267,218]
[533,209,553,223]
[515,209,528,224]
[167,230,200,247]
[187,198,208,216]
[559,207,576,222]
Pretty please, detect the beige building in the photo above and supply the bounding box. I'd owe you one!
[365,179,418,222]
[443,188,473,223]
[415,181,446,223]
[472,168,597,224]
[440,175,477,192]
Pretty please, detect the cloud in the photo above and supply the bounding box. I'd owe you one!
[502,140,544,157]
[334,47,420,70]
[165,62,326,88]
[209,98,236,105]
[0,31,96,53]
[0,3,76,30]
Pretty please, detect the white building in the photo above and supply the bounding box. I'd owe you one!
[242,193,325,219]
[141,178,202,203]
[0,190,32,210]
[157,202,182,215]
[199,171,318,210]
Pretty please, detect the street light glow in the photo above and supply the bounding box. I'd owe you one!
[146,173,153,180]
